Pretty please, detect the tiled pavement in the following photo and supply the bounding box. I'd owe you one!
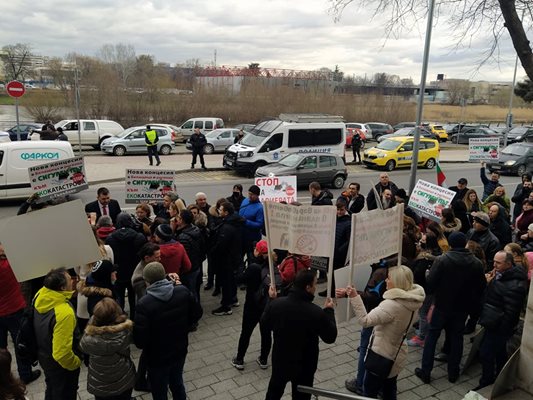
[12,276,482,400]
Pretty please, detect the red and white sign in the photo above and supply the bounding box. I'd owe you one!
[6,81,26,98]
[255,175,297,203]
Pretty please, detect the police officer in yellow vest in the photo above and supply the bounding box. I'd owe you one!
[144,125,161,166]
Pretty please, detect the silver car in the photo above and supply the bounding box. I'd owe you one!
[100,124,175,156]
[255,153,347,189]
[186,128,242,154]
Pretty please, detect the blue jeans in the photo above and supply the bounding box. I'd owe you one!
[420,307,467,379]
[364,372,397,400]
[356,327,373,387]
[479,330,510,387]
[148,355,187,400]
[417,294,433,340]
[0,309,32,381]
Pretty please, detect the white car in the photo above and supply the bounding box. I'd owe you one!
[100,124,175,156]
[346,122,372,139]
[0,131,10,143]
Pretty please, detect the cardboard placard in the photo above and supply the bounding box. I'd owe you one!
[408,179,456,221]
[125,169,177,204]
[255,176,297,203]
[469,137,500,162]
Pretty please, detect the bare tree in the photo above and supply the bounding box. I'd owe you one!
[96,43,136,87]
[1,43,34,81]
[329,0,533,82]
[443,79,471,104]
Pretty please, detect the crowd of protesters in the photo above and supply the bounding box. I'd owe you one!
[0,165,531,400]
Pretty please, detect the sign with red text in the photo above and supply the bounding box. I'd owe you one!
[125,169,177,203]
[255,175,297,203]
[408,179,455,221]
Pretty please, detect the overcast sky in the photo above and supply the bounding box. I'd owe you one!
[2,0,530,83]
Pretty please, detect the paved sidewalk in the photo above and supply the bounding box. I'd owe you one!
[12,275,483,400]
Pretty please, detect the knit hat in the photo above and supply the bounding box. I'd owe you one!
[255,240,268,255]
[448,232,467,249]
[90,260,116,282]
[472,212,490,227]
[248,185,260,196]
[143,262,166,284]
[155,224,173,241]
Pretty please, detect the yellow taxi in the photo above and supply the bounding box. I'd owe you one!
[424,124,448,142]
[363,137,440,171]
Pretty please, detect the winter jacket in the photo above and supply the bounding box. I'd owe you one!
[176,224,205,271]
[440,218,462,238]
[359,263,388,312]
[238,198,264,244]
[426,248,486,315]
[105,228,147,282]
[189,132,207,151]
[489,204,513,246]
[483,194,511,214]
[0,259,26,317]
[237,260,268,310]
[512,183,532,221]
[338,192,365,214]
[80,319,136,397]
[159,240,192,275]
[131,260,148,300]
[312,190,334,206]
[261,288,337,375]
[278,255,311,284]
[480,265,528,336]
[466,228,501,269]
[226,192,245,212]
[367,182,399,210]
[333,214,351,269]
[210,213,244,272]
[480,168,500,201]
[77,279,115,317]
[410,250,439,290]
[515,208,533,240]
[133,280,202,367]
[449,185,469,206]
[350,284,425,378]
[33,287,81,372]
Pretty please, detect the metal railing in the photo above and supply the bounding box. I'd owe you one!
[297,385,374,400]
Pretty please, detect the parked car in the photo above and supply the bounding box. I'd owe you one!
[2,123,41,141]
[255,153,347,189]
[345,128,366,149]
[450,127,503,145]
[364,122,393,141]
[346,122,372,138]
[506,126,533,144]
[393,122,416,131]
[177,117,224,142]
[186,128,242,154]
[444,123,488,135]
[377,127,437,142]
[486,143,533,176]
[423,123,448,142]
[363,137,439,171]
[100,124,175,156]
[0,131,10,143]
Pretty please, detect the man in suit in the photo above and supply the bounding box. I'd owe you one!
[85,187,122,224]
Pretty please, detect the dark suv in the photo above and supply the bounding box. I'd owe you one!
[365,122,393,141]
[506,126,533,144]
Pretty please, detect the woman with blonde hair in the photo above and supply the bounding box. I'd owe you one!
[337,265,424,399]
[483,186,510,214]
[463,189,484,214]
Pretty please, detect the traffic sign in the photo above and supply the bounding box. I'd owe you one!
[6,81,26,98]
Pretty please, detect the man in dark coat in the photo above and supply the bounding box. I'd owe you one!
[261,269,337,400]
[466,211,501,270]
[487,203,512,247]
[105,213,147,318]
[338,182,365,215]
[85,187,122,224]
[511,175,532,222]
[309,181,333,206]
[211,201,244,316]
[475,251,528,390]
[189,127,207,169]
[480,163,501,201]
[448,178,469,206]
[415,232,486,384]
[351,130,363,164]
[366,173,399,210]
[134,262,202,400]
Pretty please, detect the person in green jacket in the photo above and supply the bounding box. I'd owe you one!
[144,125,161,166]
[33,268,81,400]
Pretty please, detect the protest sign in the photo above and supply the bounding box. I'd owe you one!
[468,137,500,162]
[349,204,404,267]
[408,179,456,221]
[255,176,297,203]
[28,156,88,201]
[125,169,177,204]
[0,199,102,282]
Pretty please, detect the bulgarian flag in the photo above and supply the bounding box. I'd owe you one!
[436,159,446,187]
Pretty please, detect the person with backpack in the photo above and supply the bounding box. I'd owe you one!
[230,240,273,370]
[278,253,311,290]
[0,243,41,385]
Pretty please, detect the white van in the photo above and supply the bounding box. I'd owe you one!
[31,119,124,148]
[223,114,346,174]
[178,117,224,141]
[0,141,75,199]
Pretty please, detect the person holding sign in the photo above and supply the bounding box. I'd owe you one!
[479,163,500,201]
[144,125,161,166]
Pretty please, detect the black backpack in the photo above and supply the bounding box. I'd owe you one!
[15,302,39,366]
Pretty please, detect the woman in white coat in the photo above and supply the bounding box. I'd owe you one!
[337,265,425,400]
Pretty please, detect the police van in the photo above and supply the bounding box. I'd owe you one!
[0,141,75,199]
[223,114,346,174]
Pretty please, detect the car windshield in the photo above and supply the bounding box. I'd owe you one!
[433,125,444,130]
[278,154,304,167]
[376,140,401,151]
[206,130,223,138]
[393,128,414,136]
[240,130,270,147]
[501,144,529,156]
[509,127,530,135]
[117,127,137,138]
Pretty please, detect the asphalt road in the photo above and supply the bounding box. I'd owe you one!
[0,162,522,220]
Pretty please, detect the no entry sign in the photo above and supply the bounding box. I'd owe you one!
[6,81,26,98]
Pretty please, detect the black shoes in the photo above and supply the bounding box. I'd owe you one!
[212,306,232,316]
[204,283,213,291]
[201,165,207,170]
[434,352,448,362]
[415,368,431,384]
[156,161,161,166]
[345,378,364,395]
[22,370,41,384]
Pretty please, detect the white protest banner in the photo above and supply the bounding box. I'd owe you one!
[28,156,88,202]
[255,176,297,203]
[264,201,336,296]
[408,179,456,221]
[125,169,177,204]
[469,137,500,162]
[0,199,102,282]
[349,204,404,268]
